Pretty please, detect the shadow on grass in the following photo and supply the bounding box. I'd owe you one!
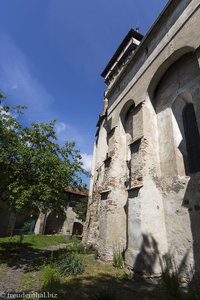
[39,273,166,300]
[0,239,93,273]
[39,264,200,300]
[1,241,199,300]
[0,242,67,272]
[43,274,200,300]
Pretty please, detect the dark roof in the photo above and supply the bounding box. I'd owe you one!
[65,187,88,196]
[101,29,144,78]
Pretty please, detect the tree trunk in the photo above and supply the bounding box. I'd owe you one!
[7,212,16,237]
[34,210,50,234]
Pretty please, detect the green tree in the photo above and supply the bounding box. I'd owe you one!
[0,93,88,233]
[73,197,88,222]
[0,94,25,205]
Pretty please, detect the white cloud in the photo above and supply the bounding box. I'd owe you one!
[0,32,54,121]
[55,121,84,147]
[81,153,93,172]
[11,84,18,90]
[55,122,93,171]
[0,31,91,157]
[55,122,66,134]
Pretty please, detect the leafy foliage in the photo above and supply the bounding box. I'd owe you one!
[113,252,124,269]
[0,93,88,215]
[21,221,32,234]
[162,271,181,298]
[41,264,62,292]
[161,255,181,298]
[112,243,124,269]
[73,197,88,221]
[58,253,84,276]
[66,242,86,254]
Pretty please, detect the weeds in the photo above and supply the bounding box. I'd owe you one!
[18,233,24,245]
[57,253,84,276]
[41,264,62,292]
[67,243,86,254]
[161,255,181,299]
[162,271,181,298]
[94,249,100,259]
[112,243,124,269]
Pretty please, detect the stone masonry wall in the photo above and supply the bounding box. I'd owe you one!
[83,0,200,276]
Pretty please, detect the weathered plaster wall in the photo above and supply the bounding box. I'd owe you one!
[62,206,82,236]
[84,0,200,276]
[83,121,107,247]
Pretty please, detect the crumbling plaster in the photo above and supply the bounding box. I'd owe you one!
[83,0,200,276]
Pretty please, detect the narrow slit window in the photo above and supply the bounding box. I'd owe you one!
[183,103,200,174]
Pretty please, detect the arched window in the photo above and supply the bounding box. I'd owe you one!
[72,222,83,236]
[124,104,135,135]
[183,103,200,174]
[120,100,135,131]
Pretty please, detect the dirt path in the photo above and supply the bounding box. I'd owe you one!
[41,243,67,251]
[0,243,67,298]
[0,267,24,298]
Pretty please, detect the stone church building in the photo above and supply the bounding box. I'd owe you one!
[83,0,200,277]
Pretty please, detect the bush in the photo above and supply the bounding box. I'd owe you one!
[58,253,84,276]
[22,221,32,234]
[73,197,88,222]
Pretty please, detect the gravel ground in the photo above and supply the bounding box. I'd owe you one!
[0,243,67,298]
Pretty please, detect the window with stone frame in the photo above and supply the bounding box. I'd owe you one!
[122,103,143,188]
[183,103,200,174]
[124,104,135,143]
[130,139,143,187]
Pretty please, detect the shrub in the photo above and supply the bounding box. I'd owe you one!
[22,221,32,234]
[73,197,88,222]
[58,253,84,276]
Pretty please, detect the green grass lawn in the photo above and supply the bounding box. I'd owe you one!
[0,234,72,249]
[0,236,199,300]
[38,252,166,300]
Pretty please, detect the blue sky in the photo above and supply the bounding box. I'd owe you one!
[0,0,168,180]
